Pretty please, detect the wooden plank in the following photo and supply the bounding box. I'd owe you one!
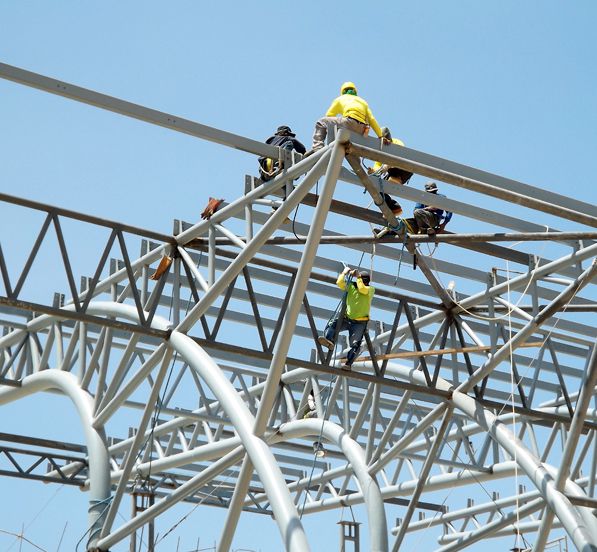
[355,341,545,362]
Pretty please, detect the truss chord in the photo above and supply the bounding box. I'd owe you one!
[2,61,597,552]
[457,259,597,395]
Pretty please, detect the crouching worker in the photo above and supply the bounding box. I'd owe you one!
[318,267,375,370]
[258,125,306,182]
[309,82,388,154]
[368,127,413,188]
[412,181,453,235]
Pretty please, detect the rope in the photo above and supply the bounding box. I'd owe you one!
[493,286,577,421]
[5,485,64,551]
[394,234,408,286]
[299,367,339,520]
[74,496,114,552]
[153,472,235,547]
[301,254,371,519]
[291,202,303,242]
[0,529,47,552]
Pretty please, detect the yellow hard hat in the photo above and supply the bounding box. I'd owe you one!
[340,81,358,95]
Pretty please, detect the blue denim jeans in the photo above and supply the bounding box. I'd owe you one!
[324,316,368,365]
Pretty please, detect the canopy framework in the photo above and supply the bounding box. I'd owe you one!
[1,63,597,552]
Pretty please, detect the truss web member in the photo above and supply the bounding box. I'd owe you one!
[257,125,306,222]
[308,82,389,153]
[318,267,375,370]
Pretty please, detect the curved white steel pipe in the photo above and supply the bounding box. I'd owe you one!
[6,298,595,549]
[0,301,311,551]
[274,419,388,552]
[80,302,311,552]
[0,371,110,550]
[168,331,311,551]
[374,360,597,552]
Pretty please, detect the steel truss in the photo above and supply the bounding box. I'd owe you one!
[1,62,597,552]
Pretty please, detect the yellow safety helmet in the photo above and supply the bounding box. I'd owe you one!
[340,81,358,95]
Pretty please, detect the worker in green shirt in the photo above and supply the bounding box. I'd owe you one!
[318,267,375,369]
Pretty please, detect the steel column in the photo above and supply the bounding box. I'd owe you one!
[217,132,347,550]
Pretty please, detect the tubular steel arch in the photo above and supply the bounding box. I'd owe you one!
[2,61,597,552]
[0,371,111,550]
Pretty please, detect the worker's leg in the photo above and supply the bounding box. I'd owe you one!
[341,117,368,136]
[345,320,367,366]
[312,117,366,151]
[320,316,347,350]
[312,117,339,150]
[413,209,438,233]
[323,317,338,343]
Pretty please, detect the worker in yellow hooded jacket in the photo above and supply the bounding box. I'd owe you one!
[310,82,387,151]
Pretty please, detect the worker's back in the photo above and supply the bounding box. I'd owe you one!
[345,282,375,320]
[326,94,372,124]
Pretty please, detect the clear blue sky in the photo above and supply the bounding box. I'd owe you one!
[1,1,596,551]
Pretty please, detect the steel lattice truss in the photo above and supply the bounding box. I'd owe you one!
[1,62,597,552]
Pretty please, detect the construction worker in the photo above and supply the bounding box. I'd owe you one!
[303,389,318,419]
[318,267,375,370]
[412,181,453,235]
[258,125,306,222]
[368,127,413,186]
[367,127,413,218]
[309,82,388,152]
[258,125,306,181]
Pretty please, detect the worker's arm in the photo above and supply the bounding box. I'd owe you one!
[325,97,343,117]
[443,211,453,223]
[438,211,452,233]
[366,107,383,138]
[293,139,307,154]
[336,270,348,290]
[356,277,370,295]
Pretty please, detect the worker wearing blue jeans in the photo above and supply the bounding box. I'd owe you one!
[318,267,375,369]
